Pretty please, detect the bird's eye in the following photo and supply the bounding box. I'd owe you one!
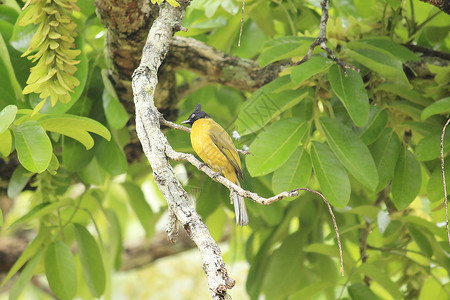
[191,113,196,118]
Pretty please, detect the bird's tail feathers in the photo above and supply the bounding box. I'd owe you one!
[233,181,249,226]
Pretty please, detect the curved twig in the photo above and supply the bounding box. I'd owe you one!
[440,118,450,248]
[165,144,344,276]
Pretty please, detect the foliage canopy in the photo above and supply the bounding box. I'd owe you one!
[0,0,449,299]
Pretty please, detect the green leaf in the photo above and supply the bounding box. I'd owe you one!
[0,207,2,226]
[77,157,107,186]
[62,137,94,172]
[369,128,402,191]
[0,227,49,288]
[347,48,410,86]
[9,6,36,53]
[0,34,23,102]
[0,105,17,134]
[262,232,306,300]
[46,153,59,175]
[73,223,106,297]
[94,139,127,175]
[419,277,447,300]
[426,159,450,202]
[236,79,307,135]
[357,264,402,299]
[406,225,433,257]
[320,117,378,191]
[310,142,351,207]
[77,0,96,15]
[10,199,71,228]
[359,107,388,145]
[391,147,421,210]
[44,241,77,300]
[421,97,450,120]
[247,118,308,177]
[0,129,13,156]
[390,101,422,121]
[0,6,19,25]
[9,249,42,300]
[37,114,111,149]
[376,83,433,106]
[101,69,129,129]
[122,182,155,238]
[347,38,419,63]
[415,133,450,161]
[102,88,128,129]
[272,146,311,194]
[291,56,334,84]
[348,283,381,300]
[105,209,123,270]
[304,243,341,257]
[403,216,447,240]
[258,37,314,67]
[290,281,335,300]
[348,205,380,221]
[7,165,31,198]
[328,64,369,126]
[12,121,52,173]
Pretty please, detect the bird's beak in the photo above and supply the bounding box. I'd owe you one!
[181,119,190,125]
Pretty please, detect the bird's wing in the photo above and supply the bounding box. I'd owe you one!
[208,122,243,180]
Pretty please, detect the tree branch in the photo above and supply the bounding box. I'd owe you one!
[440,118,450,248]
[166,36,282,92]
[295,0,359,72]
[402,44,450,60]
[162,123,344,276]
[131,2,235,298]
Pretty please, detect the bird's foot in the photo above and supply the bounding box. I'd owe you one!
[198,162,208,171]
[211,170,222,179]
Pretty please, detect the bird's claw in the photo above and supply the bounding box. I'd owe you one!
[198,162,208,170]
[211,170,222,179]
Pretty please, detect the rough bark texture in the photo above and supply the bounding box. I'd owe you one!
[166,37,282,91]
[94,0,155,105]
[94,0,179,121]
[131,2,234,298]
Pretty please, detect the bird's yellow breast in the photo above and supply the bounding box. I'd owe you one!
[191,118,239,183]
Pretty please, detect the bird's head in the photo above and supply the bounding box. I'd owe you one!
[181,104,209,127]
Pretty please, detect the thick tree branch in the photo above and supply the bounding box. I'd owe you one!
[95,0,156,104]
[403,44,450,60]
[131,2,234,298]
[166,36,282,92]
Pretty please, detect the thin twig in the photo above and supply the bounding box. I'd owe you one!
[238,0,245,47]
[294,0,359,72]
[163,116,343,275]
[440,118,450,248]
[165,147,344,276]
[160,118,254,155]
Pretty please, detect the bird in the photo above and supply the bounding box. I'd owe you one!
[181,104,249,226]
